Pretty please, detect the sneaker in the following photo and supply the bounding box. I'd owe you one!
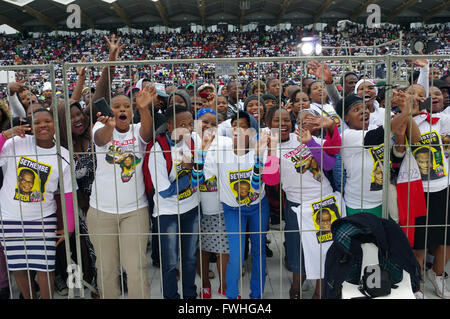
[218,288,226,296]
[55,275,68,296]
[199,287,211,299]
[414,290,427,299]
[427,269,450,299]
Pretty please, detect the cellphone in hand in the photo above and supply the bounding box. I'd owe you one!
[94,98,115,117]
[419,97,432,111]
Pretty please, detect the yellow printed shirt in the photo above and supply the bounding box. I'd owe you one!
[413,113,450,192]
[0,135,73,221]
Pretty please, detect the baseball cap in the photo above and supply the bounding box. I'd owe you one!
[153,82,169,98]
[198,83,215,92]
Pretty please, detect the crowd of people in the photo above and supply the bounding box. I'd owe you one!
[0,23,449,95]
[0,23,449,300]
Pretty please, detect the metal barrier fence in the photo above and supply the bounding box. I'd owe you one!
[0,53,449,299]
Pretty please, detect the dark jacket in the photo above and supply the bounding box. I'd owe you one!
[323,213,422,299]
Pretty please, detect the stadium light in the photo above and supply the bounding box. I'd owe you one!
[2,0,34,7]
[297,36,322,56]
[52,0,75,4]
[101,0,117,3]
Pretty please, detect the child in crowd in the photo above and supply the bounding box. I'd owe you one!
[147,105,200,299]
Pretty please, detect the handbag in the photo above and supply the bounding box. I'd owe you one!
[355,265,397,298]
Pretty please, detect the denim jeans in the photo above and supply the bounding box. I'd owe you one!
[223,197,269,299]
[158,206,199,299]
[285,199,305,274]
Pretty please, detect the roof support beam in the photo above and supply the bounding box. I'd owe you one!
[197,0,206,27]
[23,4,58,30]
[153,0,169,28]
[423,0,450,22]
[239,8,245,28]
[386,0,418,22]
[313,0,334,23]
[111,2,132,28]
[277,0,291,23]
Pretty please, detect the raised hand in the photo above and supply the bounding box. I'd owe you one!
[105,34,126,62]
[413,50,428,68]
[96,111,116,128]
[306,116,335,131]
[201,128,216,151]
[2,124,31,139]
[136,85,157,110]
[308,60,333,84]
[256,130,269,157]
[7,80,27,95]
[76,56,89,77]
[295,127,312,144]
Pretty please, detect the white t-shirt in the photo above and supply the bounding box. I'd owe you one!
[0,135,73,221]
[341,126,385,209]
[200,136,233,215]
[291,192,346,279]
[90,122,148,214]
[204,144,266,208]
[148,133,200,217]
[412,113,450,193]
[279,133,334,204]
[369,106,386,127]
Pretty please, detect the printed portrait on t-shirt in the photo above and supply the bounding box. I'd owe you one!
[412,131,446,181]
[369,144,385,191]
[285,145,322,182]
[14,156,52,202]
[174,163,196,200]
[311,195,341,244]
[199,175,217,192]
[105,142,142,183]
[229,169,259,206]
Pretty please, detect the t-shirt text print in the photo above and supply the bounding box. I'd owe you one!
[105,137,142,183]
[229,169,259,206]
[15,156,52,203]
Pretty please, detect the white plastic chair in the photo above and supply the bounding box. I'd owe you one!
[341,243,416,299]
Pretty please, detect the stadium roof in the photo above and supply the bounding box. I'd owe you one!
[0,0,449,33]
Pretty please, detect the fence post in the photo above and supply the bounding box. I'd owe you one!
[382,55,393,220]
